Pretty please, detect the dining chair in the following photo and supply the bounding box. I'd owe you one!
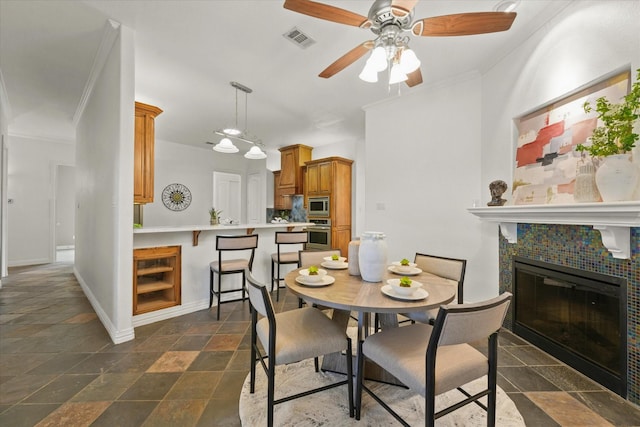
[404,253,467,324]
[247,273,354,427]
[209,234,259,320]
[356,292,512,426]
[298,248,341,268]
[270,230,308,301]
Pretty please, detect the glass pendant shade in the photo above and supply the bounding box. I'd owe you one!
[389,62,408,84]
[222,127,241,136]
[368,46,388,72]
[213,137,239,153]
[399,48,420,73]
[359,63,378,83]
[244,145,267,159]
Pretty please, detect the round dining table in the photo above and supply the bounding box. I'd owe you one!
[284,266,456,386]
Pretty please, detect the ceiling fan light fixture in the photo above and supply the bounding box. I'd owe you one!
[244,145,267,160]
[389,62,408,84]
[368,46,388,72]
[399,48,420,74]
[359,62,378,83]
[213,137,239,153]
[494,0,519,12]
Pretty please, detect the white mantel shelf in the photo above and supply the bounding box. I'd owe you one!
[468,201,640,260]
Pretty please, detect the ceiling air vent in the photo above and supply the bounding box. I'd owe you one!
[283,27,316,49]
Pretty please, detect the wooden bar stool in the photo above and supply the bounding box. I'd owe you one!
[210,234,259,320]
[270,231,308,301]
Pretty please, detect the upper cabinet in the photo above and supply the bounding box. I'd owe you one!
[134,102,163,204]
[278,144,312,195]
[273,170,292,210]
[306,160,332,195]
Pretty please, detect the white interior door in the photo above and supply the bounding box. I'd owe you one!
[247,173,264,224]
[213,172,242,222]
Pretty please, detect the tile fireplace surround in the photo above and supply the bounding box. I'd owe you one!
[469,202,640,405]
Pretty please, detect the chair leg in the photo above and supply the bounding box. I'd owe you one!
[267,356,275,427]
[250,308,257,394]
[209,269,214,308]
[276,262,281,301]
[355,339,365,420]
[270,259,275,293]
[314,357,319,372]
[216,271,222,321]
[487,333,498,427]
[346,338,354,418]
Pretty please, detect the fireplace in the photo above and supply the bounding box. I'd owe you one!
[513,256,627,397]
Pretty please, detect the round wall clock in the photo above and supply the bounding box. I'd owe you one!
[162,183,192,211]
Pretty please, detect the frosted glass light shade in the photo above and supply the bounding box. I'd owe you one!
[244,145,267,159]
[368,46,387,72]
[213,138,239,153]
[222,127,241,136]
[359,63,378,83]
[400,48,420,73]
[389,63,408,84]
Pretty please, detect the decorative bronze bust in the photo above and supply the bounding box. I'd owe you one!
[488,180,508,206]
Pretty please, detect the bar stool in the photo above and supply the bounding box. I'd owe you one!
[270,230,308,301]
[210,234,259,320]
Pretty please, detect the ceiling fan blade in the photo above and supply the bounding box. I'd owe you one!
[283,0,370,28]
[319,41,373,79]
[391,0,418,17]
[405,67,423,87]
[412,12,516,37]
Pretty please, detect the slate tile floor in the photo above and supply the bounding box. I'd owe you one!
[2,260,640,426]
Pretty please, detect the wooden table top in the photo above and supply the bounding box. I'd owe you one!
[284,267,456,314]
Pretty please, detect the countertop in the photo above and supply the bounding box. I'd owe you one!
[133,222,313,234]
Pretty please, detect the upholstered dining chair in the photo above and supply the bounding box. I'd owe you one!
[270,230,308,301]
[297,249,342,309]
[356,292,512,426]
[209,234,259,320]
[404,253,467,324]
[298,248,341,268]
[247,273,354,427]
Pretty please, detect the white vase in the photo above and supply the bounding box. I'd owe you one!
[348,239,360,276]
[595,153,639,202]
[358,232,387,282]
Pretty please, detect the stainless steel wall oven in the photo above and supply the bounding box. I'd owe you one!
[305,219,331,250]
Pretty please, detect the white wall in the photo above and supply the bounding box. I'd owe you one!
[478,0,640,298]
[142,138,267,226]
[363,74,485,299]
[6,135,74,266]
[55,165,75,247]
[75,24,135,344]
[1,83,10,279]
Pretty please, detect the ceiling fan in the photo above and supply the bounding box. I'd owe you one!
[283,0,517,87]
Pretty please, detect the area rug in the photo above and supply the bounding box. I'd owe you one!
[239,358,526,426]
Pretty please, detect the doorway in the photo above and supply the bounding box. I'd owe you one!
[213,171,242,223]
[54,164,75,263]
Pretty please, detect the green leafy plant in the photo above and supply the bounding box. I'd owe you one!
[400,258,410,266]
[399,277,412,287]
[308,265,319,275]
[576,68,640,157]
[331,254,339,261]
[209,208,222,219]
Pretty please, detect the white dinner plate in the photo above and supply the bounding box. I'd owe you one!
[381,284,429,301]
[387,265,423,276]
[295,275,336,287]
[321,261,349,270]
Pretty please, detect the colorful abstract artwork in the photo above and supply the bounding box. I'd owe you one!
[512,71,630,205]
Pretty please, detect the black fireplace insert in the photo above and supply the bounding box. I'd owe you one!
[513,256,627,397]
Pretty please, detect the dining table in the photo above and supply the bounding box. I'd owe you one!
[284,265,457,388]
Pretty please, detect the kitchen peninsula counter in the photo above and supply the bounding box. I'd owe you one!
[132,222,312,327]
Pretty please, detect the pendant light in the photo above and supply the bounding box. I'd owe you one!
[213,81,267,159]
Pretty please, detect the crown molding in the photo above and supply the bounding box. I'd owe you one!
[73,19,121,126]
[8,131,74,145]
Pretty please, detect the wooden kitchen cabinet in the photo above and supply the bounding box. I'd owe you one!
[305,157,353,255]
[273,171,292,210]
[306,160,332,195]
[133,245,181,315]
[278,144,312,195]
[134,102,163,204]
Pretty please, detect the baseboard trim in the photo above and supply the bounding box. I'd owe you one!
[132,299,209,327]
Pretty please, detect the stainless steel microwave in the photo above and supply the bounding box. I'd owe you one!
[308,196,330,217]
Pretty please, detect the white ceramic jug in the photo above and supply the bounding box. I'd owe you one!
[358,232,387,282]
